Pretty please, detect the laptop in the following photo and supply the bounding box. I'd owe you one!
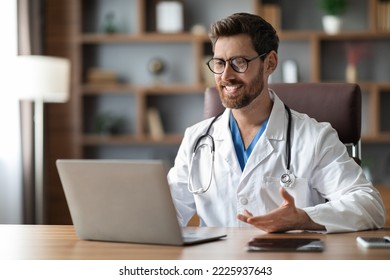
[56,159,227,246]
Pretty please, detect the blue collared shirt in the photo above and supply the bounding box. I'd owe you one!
[229,112,269,171]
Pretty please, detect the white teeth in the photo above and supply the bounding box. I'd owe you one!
[225,85,239,91]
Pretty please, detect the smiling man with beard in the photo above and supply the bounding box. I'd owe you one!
[167,13,385,233]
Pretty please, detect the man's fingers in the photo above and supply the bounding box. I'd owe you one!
[237,209,254,223]
[243,209,253,217]
[279,187,295,205]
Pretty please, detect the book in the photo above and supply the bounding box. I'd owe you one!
[377,0,390,31]
[147,108,165,140]
[87,68,118,85]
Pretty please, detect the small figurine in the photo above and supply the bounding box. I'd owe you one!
[148,58,165,84]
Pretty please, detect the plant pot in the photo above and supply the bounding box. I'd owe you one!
[322,15,342,35]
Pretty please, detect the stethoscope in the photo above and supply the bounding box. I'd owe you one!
[188,104,295,194]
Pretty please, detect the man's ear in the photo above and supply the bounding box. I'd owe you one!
[264,51,278,75]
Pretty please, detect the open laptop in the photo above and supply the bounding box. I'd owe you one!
[56,159,226,246]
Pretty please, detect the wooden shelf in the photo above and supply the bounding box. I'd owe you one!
[81,30,390,44]
[277,31,390,40]
[363,134,390,143]
[82,83,206,93]
[82,133,183,146]
[80,33,209,44]
[315,31,390,40]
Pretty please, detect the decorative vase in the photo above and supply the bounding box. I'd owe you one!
[322,15,342,35]
[282,60,298,83]
[156,1,184,33]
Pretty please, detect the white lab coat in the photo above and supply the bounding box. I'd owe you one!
[167,90,385,233]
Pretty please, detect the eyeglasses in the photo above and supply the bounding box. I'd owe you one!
[206,53,267,74]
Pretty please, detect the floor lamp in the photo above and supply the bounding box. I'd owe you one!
[14,55,70,224]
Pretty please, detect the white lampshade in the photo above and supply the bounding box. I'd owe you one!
[13,55,70,103]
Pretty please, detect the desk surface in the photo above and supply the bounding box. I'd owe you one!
[1,225,389,260]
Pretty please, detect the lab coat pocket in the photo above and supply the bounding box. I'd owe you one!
[262,176,310,209]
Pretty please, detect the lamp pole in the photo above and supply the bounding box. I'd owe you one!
[14,55,70,225]
[34,99,44,224]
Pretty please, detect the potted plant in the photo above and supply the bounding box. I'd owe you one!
[320,0,347,34]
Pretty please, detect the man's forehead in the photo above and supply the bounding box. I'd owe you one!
[214,35,256,56]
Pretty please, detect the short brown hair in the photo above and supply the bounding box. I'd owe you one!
[209,13,279,57]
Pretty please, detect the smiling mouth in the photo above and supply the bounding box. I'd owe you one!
[223,84,242,94]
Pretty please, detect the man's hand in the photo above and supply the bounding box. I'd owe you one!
[237,187,326,232]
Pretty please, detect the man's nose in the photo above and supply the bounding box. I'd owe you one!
[220,62,236,79]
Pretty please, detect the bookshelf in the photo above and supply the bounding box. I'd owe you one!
[44,0,390,224]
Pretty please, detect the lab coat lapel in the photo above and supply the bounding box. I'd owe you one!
[241,92,287,180]
[241,137,274,179]
[213,109,242,177]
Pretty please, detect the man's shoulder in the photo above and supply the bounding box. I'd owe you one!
[291,109,331,130]
[184,116,219,138]
[289,109,338,144]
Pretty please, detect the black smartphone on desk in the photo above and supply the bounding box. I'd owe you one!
[247,238,324,252]
[356,236,390,248]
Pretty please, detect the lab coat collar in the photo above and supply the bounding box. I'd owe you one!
[211,89,287,142]
[209,89,288,179]
[265,88,288,142]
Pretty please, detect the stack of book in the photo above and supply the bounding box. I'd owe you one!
[87,68,118,85]
[377,0,390,31]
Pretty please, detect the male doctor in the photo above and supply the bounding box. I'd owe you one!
[167,13,385,233]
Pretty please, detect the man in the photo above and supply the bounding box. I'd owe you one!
[167,13,385,233]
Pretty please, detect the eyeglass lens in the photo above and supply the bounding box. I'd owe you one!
[208,57,249,74]
[207,53,266,74]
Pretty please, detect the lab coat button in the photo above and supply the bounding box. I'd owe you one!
[239,197,248,205]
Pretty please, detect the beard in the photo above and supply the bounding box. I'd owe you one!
[217,72,264,109]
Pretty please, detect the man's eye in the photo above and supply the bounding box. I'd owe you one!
[214,60,225,67]
[233,58,246,67]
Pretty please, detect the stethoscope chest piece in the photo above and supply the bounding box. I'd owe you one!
[280,171,295,188]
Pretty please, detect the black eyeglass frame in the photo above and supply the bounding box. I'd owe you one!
[206,52,268,74]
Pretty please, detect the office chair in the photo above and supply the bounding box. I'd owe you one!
[204,83,362,164]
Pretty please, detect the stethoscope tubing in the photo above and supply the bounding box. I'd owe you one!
[189,104,294,194]
[192,111,223,154]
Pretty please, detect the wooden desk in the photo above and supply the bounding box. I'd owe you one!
[1,225,389,260]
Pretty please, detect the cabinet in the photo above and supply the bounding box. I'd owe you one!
[76,0,258,166]
[74,0,390,184]
[259,0,390,185]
